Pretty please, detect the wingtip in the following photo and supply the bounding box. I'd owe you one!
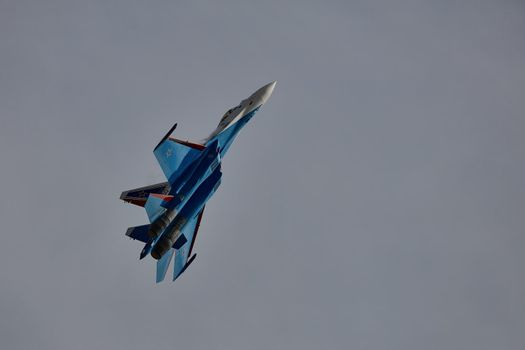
[154,123,178,151]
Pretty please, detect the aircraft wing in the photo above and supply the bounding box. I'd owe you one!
[154,124,205,185]
[120,182,170,207]
[172,207,205,281]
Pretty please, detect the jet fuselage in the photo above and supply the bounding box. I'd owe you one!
[121,81,276,282]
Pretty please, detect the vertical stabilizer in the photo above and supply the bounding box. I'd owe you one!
[156,248,175,283]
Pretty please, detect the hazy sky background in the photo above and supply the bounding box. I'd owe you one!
[1,1,524,349]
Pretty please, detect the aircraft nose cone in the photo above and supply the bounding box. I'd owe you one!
[264,81,277,94]
[262,81,276,101]
[253,81,276,105]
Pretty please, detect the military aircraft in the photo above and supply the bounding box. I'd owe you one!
[120,81,276,283]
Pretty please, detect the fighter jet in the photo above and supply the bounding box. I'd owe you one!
[120,81,276,283]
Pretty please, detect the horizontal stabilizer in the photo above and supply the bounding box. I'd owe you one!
[125,224,150,243]
[120,182,171,207]
[144,195,168,223]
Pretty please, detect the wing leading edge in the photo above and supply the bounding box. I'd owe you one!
[154,124,204,185]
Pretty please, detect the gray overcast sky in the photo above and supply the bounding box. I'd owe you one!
[1,0,524,349]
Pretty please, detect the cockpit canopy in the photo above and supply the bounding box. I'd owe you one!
[218,103,243,128]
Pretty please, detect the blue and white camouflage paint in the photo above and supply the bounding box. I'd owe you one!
[120,81,276,283]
